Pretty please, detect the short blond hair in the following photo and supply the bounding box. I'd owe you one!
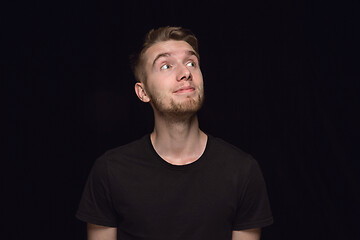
[130,26,199,83]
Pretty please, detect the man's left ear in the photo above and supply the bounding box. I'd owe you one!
[134,82,150,103]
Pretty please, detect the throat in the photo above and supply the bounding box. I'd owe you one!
[150,128,208,166]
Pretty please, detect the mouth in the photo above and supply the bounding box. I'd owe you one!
[173,86,195,94]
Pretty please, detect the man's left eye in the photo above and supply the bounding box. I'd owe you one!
[186,61,196,67]
[160,64,171,70]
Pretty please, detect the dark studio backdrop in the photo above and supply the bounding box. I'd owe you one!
[4,0,359,239]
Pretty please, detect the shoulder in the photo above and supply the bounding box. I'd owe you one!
[94,134,151,168]
[208,135,253,162]
[207,135,258,172]
[208,136,248,156]
[104,135,149,158]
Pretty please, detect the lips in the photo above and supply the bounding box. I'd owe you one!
[174,86,195,93]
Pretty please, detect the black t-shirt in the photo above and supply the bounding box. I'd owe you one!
[76,134,273,239]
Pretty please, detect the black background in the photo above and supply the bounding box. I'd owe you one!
[4,0,359,239]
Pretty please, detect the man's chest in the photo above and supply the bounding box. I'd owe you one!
[108,165,241,232]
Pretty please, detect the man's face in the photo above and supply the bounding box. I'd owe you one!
[141,40,204,118]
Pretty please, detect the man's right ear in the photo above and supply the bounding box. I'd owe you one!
[134,82,150,103]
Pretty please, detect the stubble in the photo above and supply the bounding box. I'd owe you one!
[149,87,204,122]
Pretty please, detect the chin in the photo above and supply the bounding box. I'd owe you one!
[169,95,204,113]
[152,94,204,117]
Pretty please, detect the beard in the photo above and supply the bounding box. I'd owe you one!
[148,87,204,121]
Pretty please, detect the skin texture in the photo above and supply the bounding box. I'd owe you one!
[135,40,207,165]
[232,228,261,240]
[87,223,116,240]
[87,40,262,240]
[136,40,204,122]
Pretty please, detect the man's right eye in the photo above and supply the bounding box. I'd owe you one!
[160,64,170,70]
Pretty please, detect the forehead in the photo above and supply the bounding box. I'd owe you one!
[144,40,196,63]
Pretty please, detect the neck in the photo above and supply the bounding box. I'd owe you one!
[150,112,207,165]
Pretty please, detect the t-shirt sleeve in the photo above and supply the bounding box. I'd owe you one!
[76,156,118,227]
[232,157,274,230]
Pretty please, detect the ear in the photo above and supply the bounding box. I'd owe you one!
[134,82,150,103]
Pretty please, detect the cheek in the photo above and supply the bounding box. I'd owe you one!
[147,80,169,96]
[151,71,173,83]
[193,70,203,83]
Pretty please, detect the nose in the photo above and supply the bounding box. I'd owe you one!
[177,64,192,81]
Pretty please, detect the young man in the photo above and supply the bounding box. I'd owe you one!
[76,26,273,240]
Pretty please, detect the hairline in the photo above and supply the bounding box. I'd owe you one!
[138,40,200,84]
[151,50,199,68]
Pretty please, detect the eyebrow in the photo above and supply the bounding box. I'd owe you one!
[152,50,199,68]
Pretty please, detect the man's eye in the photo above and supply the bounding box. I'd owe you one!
[160,64,171,70]
[186,61,196,67]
